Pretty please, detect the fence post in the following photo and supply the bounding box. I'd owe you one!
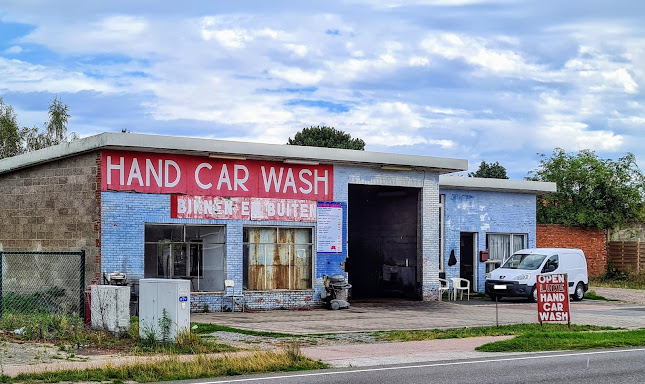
[0,251,3,319]
[80,250,86,320]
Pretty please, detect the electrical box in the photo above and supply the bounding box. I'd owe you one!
[91,285,131,335]
[139,279,190,341]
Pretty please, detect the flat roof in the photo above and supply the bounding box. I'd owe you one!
[0,132,468,175]
[439,175,556,194]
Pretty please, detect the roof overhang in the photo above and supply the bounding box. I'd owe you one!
[439,175,556,194]
[0,132,468,175]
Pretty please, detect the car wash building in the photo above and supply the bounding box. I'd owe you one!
[0,132,474,311]
[438,176,556,294]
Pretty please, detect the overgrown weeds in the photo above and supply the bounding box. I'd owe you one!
[590,273,645,290]
[0,314,234,355]
[3,349,326,383]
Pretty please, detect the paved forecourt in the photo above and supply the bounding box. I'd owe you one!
[192,298,645,334]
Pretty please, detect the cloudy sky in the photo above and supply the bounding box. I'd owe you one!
[1,1,644,178]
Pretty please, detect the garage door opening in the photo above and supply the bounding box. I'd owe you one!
[346,184,420,299]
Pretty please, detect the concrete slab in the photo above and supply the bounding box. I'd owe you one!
[301,336,517,367]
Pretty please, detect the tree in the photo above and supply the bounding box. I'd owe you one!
[527,148,645,229]
[0,98,22,159]
[468,160,509,179]
[287,126,365,150]
[0,97,76,160]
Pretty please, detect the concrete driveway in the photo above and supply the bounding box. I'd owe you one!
[192,296,645,334]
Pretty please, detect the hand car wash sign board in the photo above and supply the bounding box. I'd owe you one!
[101,151,333,222]
[537,273,570,324]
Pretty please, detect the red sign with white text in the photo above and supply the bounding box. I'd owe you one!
[171,195,317,222]
[101,150,333,200]
[537,274,570,323]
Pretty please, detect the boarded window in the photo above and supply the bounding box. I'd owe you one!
[243,227,313,290]
[144,224,226,292]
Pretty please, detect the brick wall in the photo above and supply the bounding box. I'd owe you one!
[536,224,607,277]
[0,152,101,283]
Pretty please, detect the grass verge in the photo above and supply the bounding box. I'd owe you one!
[476,328,645,352]
[379,324,614,342]
[1,349,327,383]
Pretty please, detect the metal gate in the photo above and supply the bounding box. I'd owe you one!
[0,251,85,318]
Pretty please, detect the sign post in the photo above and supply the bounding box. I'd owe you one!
[536,273,571,328]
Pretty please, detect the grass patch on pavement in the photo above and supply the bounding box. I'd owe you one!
[191,323,295,338]
[1,349,327,383]
[584,290,618,301]
[476,328,645,352]
[379,324,614,342]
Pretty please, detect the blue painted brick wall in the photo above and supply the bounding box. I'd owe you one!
[102,191,316,308]
[440,189,537,292]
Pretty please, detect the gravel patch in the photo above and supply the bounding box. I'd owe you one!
[206,330,384,350]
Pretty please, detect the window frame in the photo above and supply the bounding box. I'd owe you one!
[242,226,314,291]
[438,194,445,272]
[144,223,226,292]
[485,233,527,273]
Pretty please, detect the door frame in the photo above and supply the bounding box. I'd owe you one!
[459,232,478,291]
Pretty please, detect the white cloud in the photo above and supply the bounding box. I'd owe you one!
[0,57,114,93]
[536,121,623,152]
[269,68,325,85]
[601,68,638,94]
[420,32,542,76]
[3,46,23,54]
[284,43,308,57]
[18,15,152,55]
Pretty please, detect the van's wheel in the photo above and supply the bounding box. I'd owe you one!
[572,282,585,301]
[528,286,537,303]
[489,294,501,302]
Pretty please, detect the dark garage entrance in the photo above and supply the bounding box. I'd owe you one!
[346,184,420,299]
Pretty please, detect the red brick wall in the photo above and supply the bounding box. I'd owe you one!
[536,224,607,277]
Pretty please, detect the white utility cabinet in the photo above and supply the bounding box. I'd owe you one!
[139,279,190,341]
[91,285,131,334]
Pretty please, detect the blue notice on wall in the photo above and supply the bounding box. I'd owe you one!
[179,296,188,302]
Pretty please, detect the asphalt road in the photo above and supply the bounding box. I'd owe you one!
[173,348,645,384]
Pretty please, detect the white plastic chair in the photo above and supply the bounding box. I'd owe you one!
[451,277,470,301]
[438,278,451,301]
[224,280,244,312]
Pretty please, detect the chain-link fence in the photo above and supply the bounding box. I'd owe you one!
[0,251,85,318]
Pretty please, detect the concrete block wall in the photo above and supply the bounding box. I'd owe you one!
[441,189,537,292]
[536,224,607,277]
[0,151,101,283]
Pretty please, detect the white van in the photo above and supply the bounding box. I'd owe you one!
[484,248,588,302]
